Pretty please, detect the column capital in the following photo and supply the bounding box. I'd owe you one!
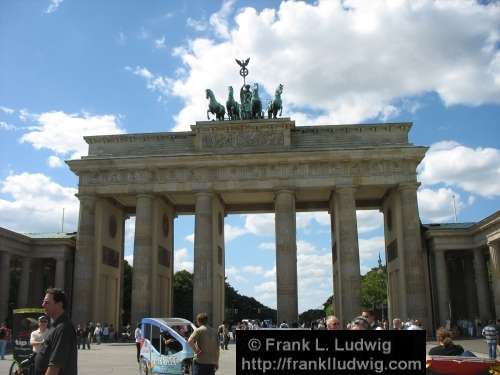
[136,192,154,200]
[488,239,500,248]
[194,191,215,198]
[397,182,421,191]
[76,193,97,202]
[274,189,295,199]
[333,185,358,196]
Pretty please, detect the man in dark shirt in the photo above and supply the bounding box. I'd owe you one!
[34,288,77,375]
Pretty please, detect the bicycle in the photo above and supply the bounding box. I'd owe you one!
[9,353,35,375]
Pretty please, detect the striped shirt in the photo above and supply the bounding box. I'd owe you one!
[482,325,498,344]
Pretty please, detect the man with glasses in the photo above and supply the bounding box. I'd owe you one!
[34,288,77,375]
[31,315,51,353]
[326,316,341,330]
[361,310,379,330]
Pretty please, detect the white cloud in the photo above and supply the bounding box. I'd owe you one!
[185,233,194,243]
[19,109,34,122]
[255,280,275,294]
[45,0,63,14]
[358,236,385,265]
[226,266,247,283]
[242,265,265,275]
[0,172,78,233]
[20,110,125,160]
[0,106,14,114]
[186,17,208,32]
[224,223,247,241]
[162,0,500,130]
[357,210,383,233]
[243,213,275,236]
[418,141,500,198]
[47,155,63,168]
[258,242,275,251]
[297,240,316,254]
[380,105,400,121]
[174,248,193,272]
[418,187,465,223]
[296,212,330,230]
[154,36,166,49]
[125,254,134,265]
[0,121,17,131]
[124,216,136,256]
[209,0,235,39]
[126,66,173,102]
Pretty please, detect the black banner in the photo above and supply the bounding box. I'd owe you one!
[12,308,45,362]
[236,329,425,374]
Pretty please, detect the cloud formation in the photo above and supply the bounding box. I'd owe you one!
[418,187,465,223]
[45,0,63,14]
[0,173,78,233]
[418,141,500,198]
[174,248,194,272]
[146,0,500,130]
[20,110,125,160]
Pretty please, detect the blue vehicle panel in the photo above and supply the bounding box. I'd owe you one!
[139,317,195,375]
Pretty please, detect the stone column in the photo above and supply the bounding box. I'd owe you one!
[73,194,96,325]
[131,194,154,324]
[274,190,298,325]
[473,247,491,321]
[55,258,66,289]
[331,186,361,326]
[0,251,11,323]
[29,259,44,306]
[489,242,500,317]
[463,255,478,319]
[193,192,214,322]
[398,183,428,325]
[17,257,32,308]
[434,250,450,327]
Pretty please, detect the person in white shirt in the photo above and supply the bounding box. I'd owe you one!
[135,324,142,363]
[30,315,50,353]
[94,323,102,344]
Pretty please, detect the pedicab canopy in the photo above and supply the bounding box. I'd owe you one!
[12,308,45,362]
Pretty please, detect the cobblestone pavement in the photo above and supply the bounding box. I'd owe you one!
[0,342,236,375]
[0,338,492,374]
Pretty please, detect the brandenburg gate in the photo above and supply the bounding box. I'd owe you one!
[67,118,429,328]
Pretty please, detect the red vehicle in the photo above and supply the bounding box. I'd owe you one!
[427,355,499,375]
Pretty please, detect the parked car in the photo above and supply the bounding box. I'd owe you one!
[139,317,195,375]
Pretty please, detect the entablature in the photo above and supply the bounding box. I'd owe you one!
[81,120,415,158]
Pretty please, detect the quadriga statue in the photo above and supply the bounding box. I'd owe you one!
[206,89,225,121]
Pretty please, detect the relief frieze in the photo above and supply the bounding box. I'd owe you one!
[201,131,284,149]
[81,159,411,187]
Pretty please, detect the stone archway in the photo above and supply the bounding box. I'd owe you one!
[68,118,429,328]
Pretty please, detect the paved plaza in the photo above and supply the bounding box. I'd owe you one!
[0,338,492,374]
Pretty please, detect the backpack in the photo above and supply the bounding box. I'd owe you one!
[0,328,6,339]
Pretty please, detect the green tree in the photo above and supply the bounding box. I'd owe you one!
[360,266,387,311]
[173,270,193,321]
[122,259,133,325]
[299,309,324,323]
[225,279,276,323]
[323,295,334,316]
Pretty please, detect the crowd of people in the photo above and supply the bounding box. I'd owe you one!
[2,296,500,375]
[74,321,131,349]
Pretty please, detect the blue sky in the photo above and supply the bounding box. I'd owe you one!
[1,0,499,312]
